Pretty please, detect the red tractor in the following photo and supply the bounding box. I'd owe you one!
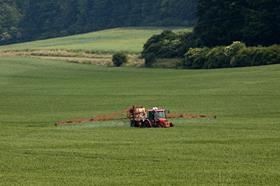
[128,106,174,128]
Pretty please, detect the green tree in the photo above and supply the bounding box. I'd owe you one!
[112,52,128,67]
[194,0,280,46]
[142,30,187,58]
[242,0,280,46]
[0,0,21,42]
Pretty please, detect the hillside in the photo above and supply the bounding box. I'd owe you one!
[0,57,279,185]
[0,27,191,53]
[0,0,197,44]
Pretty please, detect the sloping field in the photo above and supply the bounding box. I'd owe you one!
[0,57,279,185]
[0,27,190,53]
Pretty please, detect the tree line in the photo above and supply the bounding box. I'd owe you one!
[0,0,197,44]
[2,0,279,51]
[142,0,280,69]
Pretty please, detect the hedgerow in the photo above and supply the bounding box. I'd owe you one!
[183,42,280,69]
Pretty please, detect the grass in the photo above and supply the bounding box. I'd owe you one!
[0,56,280,185]
[0,27,191,53]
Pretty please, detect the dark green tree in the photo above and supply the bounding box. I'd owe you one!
[242,0,280,46]
[194,0,280,46]
[112,52,128,67]
[0,0,21,42]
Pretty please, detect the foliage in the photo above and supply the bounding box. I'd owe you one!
[112,52,128,67]
[224,41,246,57]
[0,0,21,43]
[184,42,280,69]
[180,32,202,54]
[231,45,280,67]
[142,30,196,59]
[195,0,280,46]
[141,0,280,66]
[184,48,209,69]
[2,0,280,48]
[144,53,157,67]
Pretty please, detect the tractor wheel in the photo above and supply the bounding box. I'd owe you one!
[135,121,141,128]
[144,120,152,128]
[140,122,146,128]
[130,121,135,127]
[158,123,165,128]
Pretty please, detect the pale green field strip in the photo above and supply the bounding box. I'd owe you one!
[0,27,191,53]
[0,57,279,185]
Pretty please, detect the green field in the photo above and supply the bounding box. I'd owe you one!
[0,56,280,185]
[0,27,190,53]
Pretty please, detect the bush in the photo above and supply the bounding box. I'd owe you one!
[266,45,280,65]
[230,48,251,67]
[179,32,202,56]
[112,52,128,67]
[231,45,280,67]
[224,41,246,57]
[205,47,229,69]
[144,53,157,67]
[184,48,209,69]
[252,46,280,66]
[184,42,280,69]
[142,30,195,59]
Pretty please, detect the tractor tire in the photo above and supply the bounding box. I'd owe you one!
[135,121,141,128]
[144,120,152,128]
[140,121,146,128]
[130,121,135,127]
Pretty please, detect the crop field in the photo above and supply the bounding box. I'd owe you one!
[0,56,280,185]
[0,27,190,53]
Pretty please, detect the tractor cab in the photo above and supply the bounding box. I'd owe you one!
[146,107,173,128]
[147,108,167,121]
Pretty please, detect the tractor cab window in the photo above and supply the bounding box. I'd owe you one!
[148,110,166,120]
[148,111,154,120]
[157,111,166,119]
